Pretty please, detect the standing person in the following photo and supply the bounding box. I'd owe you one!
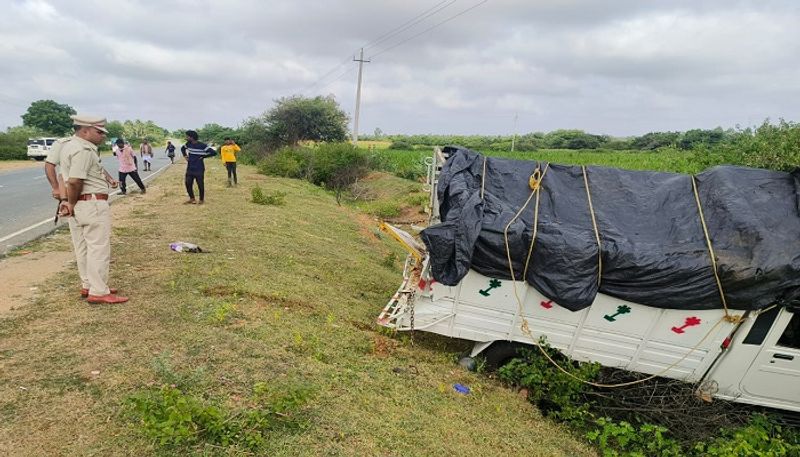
[166,140,176,164]
[44,117,121,299]
[140,139,153,171]
[59,115,128,304]
[116,138,146,195]
[181,130,216,204]
[220,137,241,187]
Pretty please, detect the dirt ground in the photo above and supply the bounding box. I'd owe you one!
[0,250,74,313]
[0,160,41,172]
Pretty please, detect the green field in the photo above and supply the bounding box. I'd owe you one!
[368,147,701,182]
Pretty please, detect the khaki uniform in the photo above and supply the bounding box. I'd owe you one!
[62,138,112,296]
[45,137,89,291]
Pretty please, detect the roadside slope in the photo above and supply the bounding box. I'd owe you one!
[0,162,594,456]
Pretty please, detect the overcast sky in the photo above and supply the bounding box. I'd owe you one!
[1,0,798,137]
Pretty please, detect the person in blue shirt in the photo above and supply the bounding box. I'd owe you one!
[181,130,216,204]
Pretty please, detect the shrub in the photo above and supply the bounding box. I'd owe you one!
[258,146,308,178]
[310,142,370,204]
[0,126,40,160]
[691,119,800,172]
[251,186,286,206]
[388,140,413,150]
[127,382,314,451]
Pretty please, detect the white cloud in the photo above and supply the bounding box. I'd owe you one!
[0,0,798,135]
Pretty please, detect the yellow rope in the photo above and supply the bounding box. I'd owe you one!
[499,167,739,388]
[690,176,740,324]
[582,166,603,285]
[522,164,549,278]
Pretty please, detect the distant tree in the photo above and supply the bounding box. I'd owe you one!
[105,120,124,140]
[257,95,348,148]
[21,100,76,136]
[373,127,384,139]
[198,123,236,145]
[122,119,167,144]
[631,131,680,150]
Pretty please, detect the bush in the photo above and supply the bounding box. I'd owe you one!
[258,146,310,178]
[0,126,40,160]
[251,186,286,206]
[127,383,313,451]
[691,119,800,172]
[388,140,413,150]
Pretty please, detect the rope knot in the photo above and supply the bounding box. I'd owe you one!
[723,314,744,324]
[529,168,542,191]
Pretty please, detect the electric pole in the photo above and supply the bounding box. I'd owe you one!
[510,113,518,152]
[352,48,370,145]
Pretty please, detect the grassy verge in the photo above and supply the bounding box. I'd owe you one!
[0,162,594,456]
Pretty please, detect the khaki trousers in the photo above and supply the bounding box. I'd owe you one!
[73,198,111,296]
[67,217,89,289]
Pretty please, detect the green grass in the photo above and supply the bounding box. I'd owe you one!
[0,163,593,456]
[371,147,701,181]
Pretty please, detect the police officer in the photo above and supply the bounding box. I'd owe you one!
[58,115,128,304]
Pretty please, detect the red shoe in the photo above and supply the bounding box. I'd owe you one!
[86,294,129,304]
[81,287,117,298]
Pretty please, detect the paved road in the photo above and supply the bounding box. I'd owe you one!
[0,148,176,255]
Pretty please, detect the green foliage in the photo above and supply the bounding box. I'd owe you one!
[259,143,370,204]
[691,119,800,172]
[242,95,349,157]
[105,120,124,141]
[498,340,600,424]
[258,146,308,178]
[120,119,168,144]
[250,186,287,206]
[127,382,313,451]
[0,126,42,160]
[360,200,403,219]
[197,123,237,146]
[586,418,683,457]
[21,99,76,135]
[497,339,800,456]
[388,140,413,150]
[692,415,800,457]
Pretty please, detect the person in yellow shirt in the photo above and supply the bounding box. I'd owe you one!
[220,137,241,187]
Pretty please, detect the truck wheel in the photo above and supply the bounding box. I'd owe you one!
[482,341,530,371]
[33,156,45,161]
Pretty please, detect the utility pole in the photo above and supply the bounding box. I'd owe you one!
[510,113,518,152]
[352,48,370,145]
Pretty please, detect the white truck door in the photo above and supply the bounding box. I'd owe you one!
[740,308,800,405]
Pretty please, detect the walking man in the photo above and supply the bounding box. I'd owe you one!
[166,140,176,164]
[140,139,153,171]
[181,130,216,204]
[57,115,128,304]
[116,138,146,195]
[220,137,240,187]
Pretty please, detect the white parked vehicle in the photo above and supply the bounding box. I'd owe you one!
[378,148,800,413]
[26,137,58,160]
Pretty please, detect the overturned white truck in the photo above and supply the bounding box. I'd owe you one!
[379,146,800,413]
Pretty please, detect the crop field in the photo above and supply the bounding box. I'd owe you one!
[367,147,701,181]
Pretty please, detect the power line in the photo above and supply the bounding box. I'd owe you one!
[369,0,490,59]
[363,0,457,52]
[301,1,459,96]
[301,53,358,95]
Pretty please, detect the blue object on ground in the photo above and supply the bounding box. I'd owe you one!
[453,383,470,394]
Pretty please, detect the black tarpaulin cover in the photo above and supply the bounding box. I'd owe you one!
[421,146,800,311]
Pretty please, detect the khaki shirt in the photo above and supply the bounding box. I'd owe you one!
[45,137,74,179]
[63,136,109,195]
